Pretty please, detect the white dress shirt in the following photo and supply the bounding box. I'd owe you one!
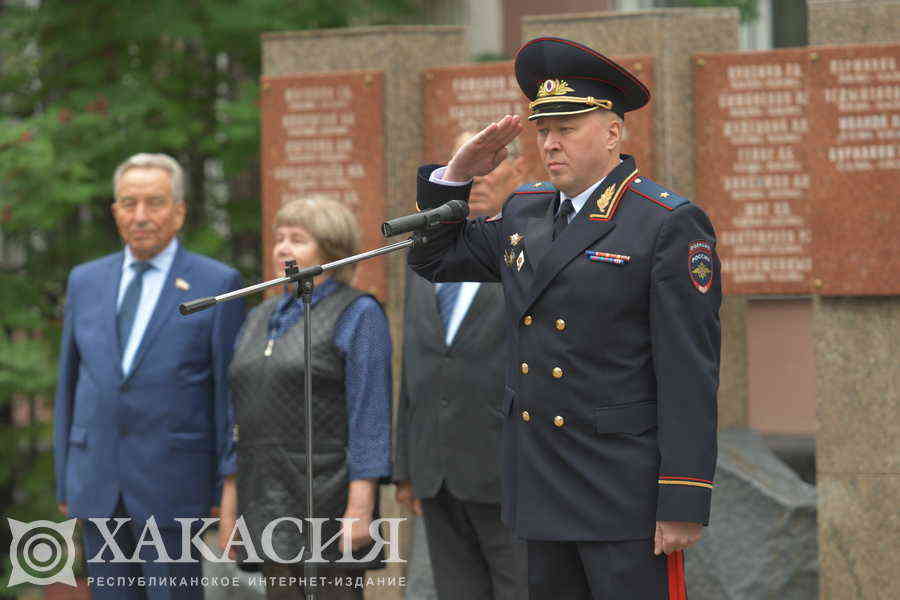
[436,281,481,346]
[117,238,178,374]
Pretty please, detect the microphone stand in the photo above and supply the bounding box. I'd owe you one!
[180,237,422,316]
[180,234,427,600]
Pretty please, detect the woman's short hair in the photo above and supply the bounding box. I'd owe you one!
[113,153,186,204]
[274,196,361,285]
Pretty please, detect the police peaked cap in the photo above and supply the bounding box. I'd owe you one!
[515,37,650,120]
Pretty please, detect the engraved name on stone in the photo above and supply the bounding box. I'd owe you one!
[717,59,812,285]
[277,84,364,206]
[823,55,900,172]
[448,74,526,132]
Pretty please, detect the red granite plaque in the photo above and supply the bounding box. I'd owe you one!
[424,62,527,166]
[694,49,814,295]
[424,57,655,182]
[616,56,655,179]
[807,44,900,295]
[695,44,900,296]
[261,71,387,300]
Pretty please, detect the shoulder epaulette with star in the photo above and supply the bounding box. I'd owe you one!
[628,176,690,211]
[514,181,556,195]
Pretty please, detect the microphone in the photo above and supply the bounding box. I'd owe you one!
[381,200,469,237]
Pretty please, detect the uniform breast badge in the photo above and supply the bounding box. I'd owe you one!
[504,248,517,268]
[175,277,191,291]
[688,240,714,293]
[506,233,525,270]
[585,250,631,265]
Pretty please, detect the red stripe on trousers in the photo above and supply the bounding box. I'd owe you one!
[667,550,687,600]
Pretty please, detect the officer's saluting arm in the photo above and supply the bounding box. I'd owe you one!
[409,114,522,283]
[649,200,722,526]
[407,165,505,283]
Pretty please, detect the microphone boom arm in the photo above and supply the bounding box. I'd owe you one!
[179,237,419,315]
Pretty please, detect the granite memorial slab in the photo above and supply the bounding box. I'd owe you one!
[260,70,387,300]
[694,48,814,295]
[694,42,899,296]
[807,43,900,295]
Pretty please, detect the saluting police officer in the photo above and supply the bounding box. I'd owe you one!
[407,37,721,599]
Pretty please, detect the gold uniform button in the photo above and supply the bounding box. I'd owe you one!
[555,318,566,331]
[523,315,534,326]
[552,367,564,379]
[522,411,531,422]
[554,415,565,427]
[521,362,529,374]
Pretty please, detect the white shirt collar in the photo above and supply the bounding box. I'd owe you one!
[123,237,179,273]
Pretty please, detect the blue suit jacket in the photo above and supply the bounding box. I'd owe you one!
[53,243,246,525]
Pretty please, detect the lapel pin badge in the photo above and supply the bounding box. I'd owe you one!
[504,248,517,268]
[509,232,523,246]
[516,250,525,272]
[175,277,191,291]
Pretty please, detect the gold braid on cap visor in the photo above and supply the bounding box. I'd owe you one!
[528,95,613,112]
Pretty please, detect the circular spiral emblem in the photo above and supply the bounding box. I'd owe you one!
[7,518,77,587]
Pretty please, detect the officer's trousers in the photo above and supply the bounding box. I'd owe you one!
[526,538,687,600]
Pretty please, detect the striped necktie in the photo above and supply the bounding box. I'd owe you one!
[117,261,152,351]
[553,197,575,241]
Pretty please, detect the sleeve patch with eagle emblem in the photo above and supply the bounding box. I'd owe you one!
[688,240,714,294]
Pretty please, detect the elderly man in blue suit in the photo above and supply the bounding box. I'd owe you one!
[53,153,245,599]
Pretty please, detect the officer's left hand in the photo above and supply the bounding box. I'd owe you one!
[653,520,702,555]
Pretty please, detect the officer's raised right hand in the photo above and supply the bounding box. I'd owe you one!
[444,115,523,183]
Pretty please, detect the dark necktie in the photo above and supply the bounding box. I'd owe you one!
[436,282,462,338]
[117,261,152,351]
[553,197,575,241]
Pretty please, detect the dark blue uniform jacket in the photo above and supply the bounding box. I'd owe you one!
[408,154,721,541]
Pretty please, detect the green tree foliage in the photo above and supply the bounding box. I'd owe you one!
[0,0,410,593]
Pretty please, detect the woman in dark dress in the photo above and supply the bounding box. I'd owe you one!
[219,196,392,599]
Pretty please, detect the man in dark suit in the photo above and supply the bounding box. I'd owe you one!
[53,153,245,599]
[407,38,721,599]
[395,133,528,600]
